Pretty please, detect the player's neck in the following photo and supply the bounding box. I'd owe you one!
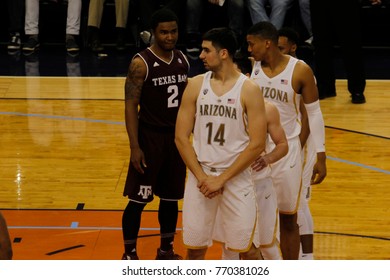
[263,51,289,71]
[212,62,240,83]
[150,44,173,63]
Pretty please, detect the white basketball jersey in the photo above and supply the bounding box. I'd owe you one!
[251,56,301,139]
[193,71,249,169]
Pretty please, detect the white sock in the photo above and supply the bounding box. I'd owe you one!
[301,253,314,260]
[222,247,240,260]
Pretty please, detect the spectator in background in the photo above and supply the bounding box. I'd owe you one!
[6,0,25,54]
[87,0,129,52]
[297,0,312,44]
[185,0,245,56]
[247,0,293,29]
[309,0,375,103]
[23,0,82,55]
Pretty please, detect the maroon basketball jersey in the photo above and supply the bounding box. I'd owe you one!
[136,48,189,128]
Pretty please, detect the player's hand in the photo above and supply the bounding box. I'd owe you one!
[311,157,326,185]
[198,176,224,198]
[206,188,223,199]
[130,147,147,174]
[251,155,269,171]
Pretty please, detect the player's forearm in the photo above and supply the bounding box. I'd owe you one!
[266,142,289,165]
[219,140,264,184]
[316,151,326,163]
[305,100,326,153]
[175,138,206,182]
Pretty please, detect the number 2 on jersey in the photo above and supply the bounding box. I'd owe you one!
[167,85,179,108]
[206,122,226,146]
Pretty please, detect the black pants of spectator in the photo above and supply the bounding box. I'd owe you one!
[7,0,25,34]
[310,0,366,98]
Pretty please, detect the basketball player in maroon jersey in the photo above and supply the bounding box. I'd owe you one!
[121,8,189,260]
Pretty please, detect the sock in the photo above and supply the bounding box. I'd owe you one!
[301,253,314,260]
[158,200,178,251]
[122,201,146,256]
[160,232,175,252]
[124,239,137,256]
[222,247,239,260]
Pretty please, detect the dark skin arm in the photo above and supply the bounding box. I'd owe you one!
[294,61,327,184]
[299,100,310,148]
[124,56,147,174]
[0,212,12,260]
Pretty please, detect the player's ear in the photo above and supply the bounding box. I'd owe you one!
[291,43,297,53]
[219,48,229,59]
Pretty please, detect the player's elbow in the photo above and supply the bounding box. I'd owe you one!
[250,139,266,158]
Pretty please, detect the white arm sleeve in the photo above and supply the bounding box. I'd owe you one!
[304,100,326,153]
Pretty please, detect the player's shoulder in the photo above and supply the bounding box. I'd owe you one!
[185,74,205,95]
[294,58,313,72]
[188,73,206,85]
[243,76,261,92]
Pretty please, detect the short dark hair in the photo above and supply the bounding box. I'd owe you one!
[234,51,252,75]
[247,21,278,44]
[151,8,178,31]
[202,27,238,58]
[278,27,299,45]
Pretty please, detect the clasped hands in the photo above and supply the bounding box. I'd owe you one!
[197,175,224,199]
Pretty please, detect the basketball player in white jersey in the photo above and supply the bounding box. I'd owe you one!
[214,100,288,260]
[175,27,267,260]
[214,54,288,260]
[278,27,327,260]
[247,21,326,260]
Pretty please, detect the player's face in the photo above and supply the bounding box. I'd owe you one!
[247,34,267,61]
[199,40,222,71]
[153,21,178,51]
[278,36,293,55]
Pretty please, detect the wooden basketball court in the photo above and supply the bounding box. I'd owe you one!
[0,77,389,259]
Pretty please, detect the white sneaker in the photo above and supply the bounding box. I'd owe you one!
[305,36,313,45]
[140,31,152,45]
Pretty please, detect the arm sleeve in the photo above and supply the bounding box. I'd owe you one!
[304,100,326,153]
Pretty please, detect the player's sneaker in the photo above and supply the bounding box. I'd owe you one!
[155,248,183,260]
[121,253,139,260]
